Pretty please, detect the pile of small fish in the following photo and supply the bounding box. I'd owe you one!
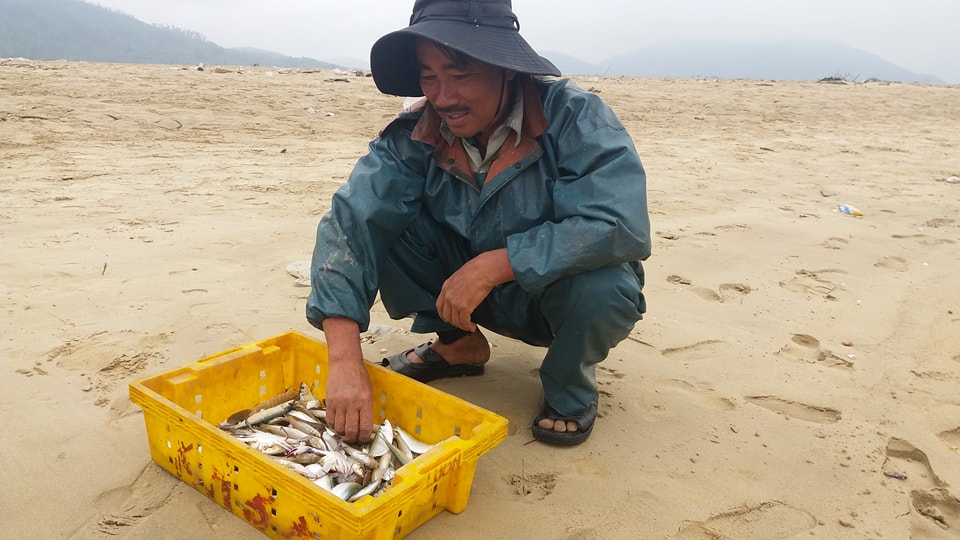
[218,382,435,502]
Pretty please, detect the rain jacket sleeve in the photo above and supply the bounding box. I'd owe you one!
[305,118,426,332]
[506,81,651,295]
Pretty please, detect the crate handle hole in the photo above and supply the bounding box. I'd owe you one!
[455,426,461,437]
[271,508,277,516]
[234,465,239,473]
[234,483,239,491]
[272,488,277,497]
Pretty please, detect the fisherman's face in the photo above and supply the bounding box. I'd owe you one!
[416,38,515,142]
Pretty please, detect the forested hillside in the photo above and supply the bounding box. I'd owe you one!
[0,0,338,68]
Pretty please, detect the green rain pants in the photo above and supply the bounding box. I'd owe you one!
[378,212,645,416]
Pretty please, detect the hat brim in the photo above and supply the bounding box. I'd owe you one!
[370,20,561,97]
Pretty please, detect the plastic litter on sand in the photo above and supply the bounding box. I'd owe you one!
[836,204,864,216]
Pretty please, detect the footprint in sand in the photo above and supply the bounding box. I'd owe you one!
[821,236,849,250]
[505,470,557,501]
[656,230,682,241]
[922,218,955,229]
[874,256,909,272]
[46,331,167,406]
[667,274,721,302]
[673,500,817,539]
[891,233,956,246]
[883,438,943,487]
[666,276,753,304]
[745,395,841,424]
[775,333,853,370]
[882,438,960,532]
[598,365,626,380]
[937,427,960,448]
[714,223,750,233]
[661,340,736,362]
[79,464,179,537]
[659,379,736,412]
[778,268,846,301]
[719,283,752,304]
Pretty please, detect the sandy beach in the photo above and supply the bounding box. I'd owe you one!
[1,59,958,539]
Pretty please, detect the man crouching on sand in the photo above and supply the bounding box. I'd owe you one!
[306,0,650,446]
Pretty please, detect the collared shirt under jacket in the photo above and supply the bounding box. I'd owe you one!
[307,77,651,332]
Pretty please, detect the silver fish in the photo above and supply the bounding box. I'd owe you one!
[257,423,310,440]
[245,400,294,427]
[285,415,324,438]
[368,421,393,458]
[331,481,360,501]
[218,380,442,504]
[394,426,434,456]
[347,477,381,502]
[313,475,335,492]
[392,430,415,463]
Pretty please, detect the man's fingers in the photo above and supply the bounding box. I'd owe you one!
[358,413,374,443]
[329,405,344,436]
[342,408,359,442]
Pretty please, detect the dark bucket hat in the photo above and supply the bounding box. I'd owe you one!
[370,0,561,97]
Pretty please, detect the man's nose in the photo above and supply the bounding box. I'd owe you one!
[431,81,458,108]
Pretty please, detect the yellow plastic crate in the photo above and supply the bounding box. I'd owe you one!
[129,331,508,539]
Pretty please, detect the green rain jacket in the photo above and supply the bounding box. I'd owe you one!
[307,77,650,332]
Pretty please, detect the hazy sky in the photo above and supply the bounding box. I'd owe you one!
[89,0,960,82]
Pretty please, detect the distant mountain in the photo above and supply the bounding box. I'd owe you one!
[541,51,602,78]
[327,56,370,71]
[547,40,942,83]
[0,0,340,68]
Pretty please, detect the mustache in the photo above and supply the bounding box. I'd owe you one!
[435,106,470,115]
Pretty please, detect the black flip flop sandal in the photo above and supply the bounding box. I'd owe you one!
[381,342,485,383]
[531,396,598,446]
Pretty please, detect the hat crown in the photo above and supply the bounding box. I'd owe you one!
[410,0,519,31]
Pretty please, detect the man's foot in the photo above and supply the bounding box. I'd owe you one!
[408,329,490,366]
[531,397,598,445]
[380,330,489,383]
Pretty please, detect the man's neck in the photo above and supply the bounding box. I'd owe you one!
[474,79,517,152]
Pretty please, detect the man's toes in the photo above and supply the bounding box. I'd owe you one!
[536,418,579,433]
